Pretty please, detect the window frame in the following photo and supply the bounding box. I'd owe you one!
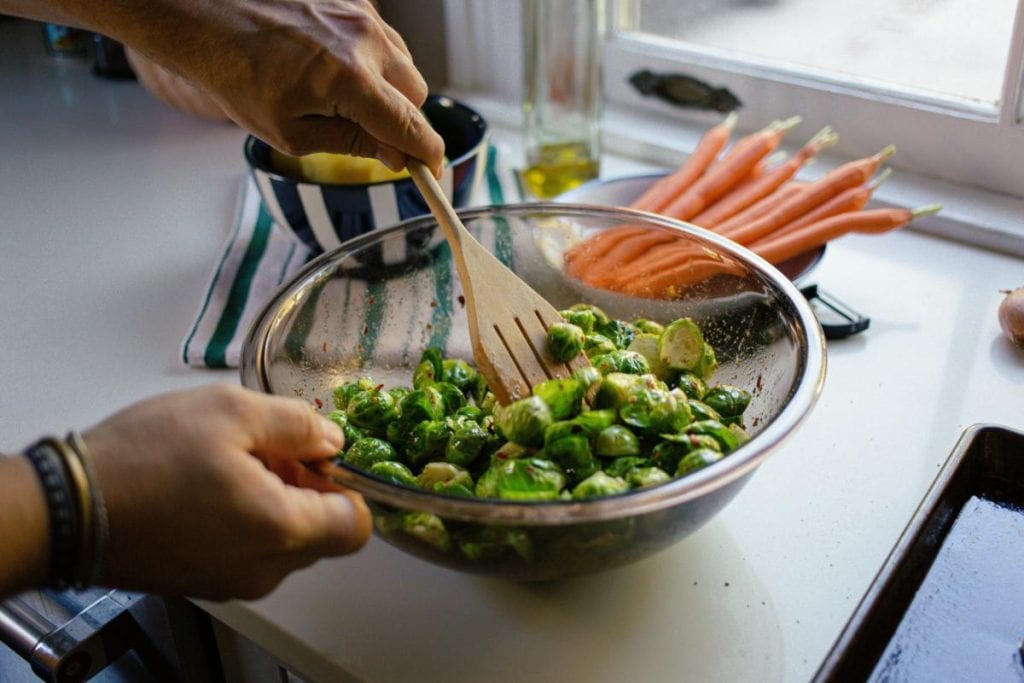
[440,0,1024,254]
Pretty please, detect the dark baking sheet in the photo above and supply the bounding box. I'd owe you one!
[813,424,1024,682]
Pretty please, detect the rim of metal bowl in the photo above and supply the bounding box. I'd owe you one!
[241,203,827,525]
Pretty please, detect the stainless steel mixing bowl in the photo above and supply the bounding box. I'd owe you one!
[241,204,826,581]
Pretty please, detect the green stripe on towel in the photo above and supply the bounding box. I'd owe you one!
[203,203,273,368]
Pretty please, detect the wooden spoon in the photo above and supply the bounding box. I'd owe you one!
[407,159,589,405]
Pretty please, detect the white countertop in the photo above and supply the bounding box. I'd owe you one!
[3,19,1024,683]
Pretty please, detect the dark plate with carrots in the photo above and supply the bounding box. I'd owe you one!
[557,173,826,284]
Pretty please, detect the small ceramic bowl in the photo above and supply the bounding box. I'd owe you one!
[244,95,489,254]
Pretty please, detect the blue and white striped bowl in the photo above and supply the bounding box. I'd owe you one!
[245,95,488,254]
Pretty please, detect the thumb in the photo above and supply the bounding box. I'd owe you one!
[247,394,344,461]
[283,487,373,557]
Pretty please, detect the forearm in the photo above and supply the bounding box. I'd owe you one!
[0,455,50,598]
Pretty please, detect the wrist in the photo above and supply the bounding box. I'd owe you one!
[0,455,51,596]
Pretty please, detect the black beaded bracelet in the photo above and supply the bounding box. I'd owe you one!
[23,440,79,589]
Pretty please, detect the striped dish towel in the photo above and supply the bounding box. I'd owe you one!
[181,144,525,368]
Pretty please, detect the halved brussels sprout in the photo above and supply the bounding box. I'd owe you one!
[593,349,651,376]
[595,424,640,457]
[672,372,707,400]
[444,416,490,467]
[412,348,444,389]
[595,318,636,350]
[675,448,725,477]
[546,321,586,361]
[625,466,672,489]
[344,437,398,469]
[593,372,644,410]
[441,358,478,393]
[368,460,417,487]
[495,396,552,447]
[568,302,610,328]
[406,419,452,464]
[703,385,752,420]
[686,419,742,452]
[546,433,598,484]
[619,387,691,435]
[532,377,585,420]
[559,307,597,334]
[346,387,398,433]
[633,318,665,335]
[397,387,446,424]
[475,457,566,501]
[658,318,705,371]
[627,333,671,380]
[572,471,629,499]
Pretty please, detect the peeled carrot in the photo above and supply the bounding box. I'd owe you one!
[564,225,648,275]
[751,204,942,265]
[622,256,747,298]
[660,116,802,222]
[630,112,739,213]
[719,144,897,244]
[711,181,805,233]
[602,240,704,288]
[771,168,891,238]
[582,231,682,286]
[690,126,838,228]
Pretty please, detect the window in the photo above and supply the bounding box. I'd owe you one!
[440,0,1024,248]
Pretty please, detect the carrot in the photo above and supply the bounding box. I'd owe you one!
[630,112,739,213]
[771,168,891,237]
[751,204,942,265]
[710,181,806,234]
[660,116,802,222]
[582,231,682,286]
[622,256,747,298]
[719,144,897,245]
[690,126,838,228]
[564,225,649,275]
[602,240,704,288]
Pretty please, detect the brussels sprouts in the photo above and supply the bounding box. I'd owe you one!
[675,448,725,477]
[568,303,610,328]
[344,437,398,470]
[593,372,644,410]
[546,321,586,362]
[346,387,398,433]
[412,348,444,389]
[572,364,602,388]
[604,456,649,478]
[688,399,723,423]
[380,511,451,552]
[406,419,452,464]
[435,381,466,415]
[397,387,446,424]
[458,526,533,562]
[444,416,489,467]
[595,425,640,457]
[619,387,691,435]
[686,419,742,452]
[659,432,722,452]
[692,342,719,381]
[572,471,629,499]
[648,440,690,474]
[544,409,617,447]
[702,385,752,421]
[416,462,474,497]
[387,386,412,404]
[475,457,566,501]
[634,318,665,335]
[658,318,705,371]
[532,377,585,420]
[558,308,597,334]
[672,372,707,400]
[455,404,484,421]
[333,377,377,410]
[595,319,636,350]
[441,358,478,393]
[625,466,672,489]
[593,350,650,376]
[583,333,617,359]
[368,461,417,487]
[627,333,671,380]
[546,433,599,484]
[495,396,552,447]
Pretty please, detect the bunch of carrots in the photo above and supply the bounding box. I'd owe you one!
[564,113,941,298]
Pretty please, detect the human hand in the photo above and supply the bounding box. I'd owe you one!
[72,0,446,174]
[82,384,372,600]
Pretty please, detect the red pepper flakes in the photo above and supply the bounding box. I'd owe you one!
[458,295,466,307]
[314,397,323,409]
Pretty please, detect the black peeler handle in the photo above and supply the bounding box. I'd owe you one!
[800,284,870,339]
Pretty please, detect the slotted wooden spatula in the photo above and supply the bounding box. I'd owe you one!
[408,159,589,405]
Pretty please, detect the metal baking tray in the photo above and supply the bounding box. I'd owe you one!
[814,423,1024,682]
